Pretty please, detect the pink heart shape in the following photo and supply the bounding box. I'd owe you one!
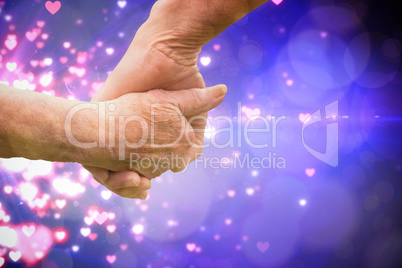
[186,243,196,252]
[30,60,39,67]
[106,255,116,264]
[37,21,45,28]
[54,230,66,242]
[88,233,98,241]
[134,235,143,243]
[45,1,61,15]
[256,241,269,253]
[272,0,283,5]
[106,225,116,233]
[95,212,108,225]
[298,113,311,123]
[9,251,21,262]
[6,62,17,72]
[59,57,68,64]
[245,108,261,119]
[25,29,41,42]
[80,228,91,237]
[22,225,35,237]
[305,168,315,177]
[91,82,104,92]
[55,199,66,209]
[5,39,17,50]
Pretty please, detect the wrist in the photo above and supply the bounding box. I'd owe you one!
[137,1,208,55]
[63,101,113,167]
[144,0,254,47]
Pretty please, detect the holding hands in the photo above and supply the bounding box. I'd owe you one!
[83,85,226,198]
[0,0,268,199]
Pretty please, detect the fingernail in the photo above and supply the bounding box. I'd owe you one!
[212,84,227,98]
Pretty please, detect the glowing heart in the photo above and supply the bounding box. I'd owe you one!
[25,29,41,42]
[106,255,116,264]
[200,57,211,66]
[54,230,66,242]
[106,225,116,233]
[0,257,4,267]
[245,108,261,119]
[299,113,311,123]
[9,251,21,262]
[120,244,128,251]
[36,42,44,49]
[45,1,61,15]
[186,243,196,252]
[256,241,269,252]
[30,60,39,67]
[305,168,315,177]
[22,225,35,237]
[227,190,236,197]
[6,62,17,72]
[134,235,143,243]
[37,21,45,28]
[84,216,94,225]
[55,199,66,209]
[272,0,283,5]
[80,228,90,237]
[91,82,104,92]
[88,233,97,241]
[94,212,108,225]
[117,1,127,8]
[35,251,44,259]
[75,68,86,77]
[77,51,87,64]
[101,190,112,200]
[5,39,17,50]
[213,44,221,51]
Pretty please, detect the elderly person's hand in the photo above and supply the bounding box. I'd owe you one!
[85,0,269,199]
[82,84,226,198]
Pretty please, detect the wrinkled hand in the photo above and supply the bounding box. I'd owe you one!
[85,1,218,199]
[85,84,226,198]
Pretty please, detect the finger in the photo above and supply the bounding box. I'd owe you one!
[104,171,141,190]
[84,165,109,184]
[172,112,208,173]
[188,112,208,144]
[168,84,227,117]
[130,191,148,200]
[113,177,151,198]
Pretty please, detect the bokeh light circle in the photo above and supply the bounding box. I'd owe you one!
[121,167,212,242]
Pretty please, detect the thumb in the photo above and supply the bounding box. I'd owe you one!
[168,84,227,117]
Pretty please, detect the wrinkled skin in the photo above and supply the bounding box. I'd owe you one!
[85,1,219,199]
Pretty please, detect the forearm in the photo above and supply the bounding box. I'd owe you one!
[0,84,95,163]
[144,0,268,47]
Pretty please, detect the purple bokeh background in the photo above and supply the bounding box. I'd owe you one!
[0,0,402,267]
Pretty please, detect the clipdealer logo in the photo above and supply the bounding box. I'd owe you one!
[302,101,339,167]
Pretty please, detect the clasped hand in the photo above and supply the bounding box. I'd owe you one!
[82,85,226,198]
